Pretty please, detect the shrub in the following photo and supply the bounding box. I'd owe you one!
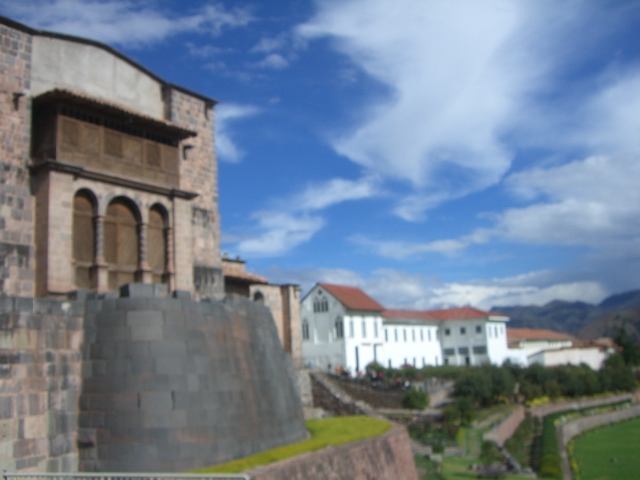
[480,440,504,466]
[402,387,428,409]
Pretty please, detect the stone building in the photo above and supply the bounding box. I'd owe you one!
[0,16,307,473]
[222,256,302,367]
[1,15,223,301]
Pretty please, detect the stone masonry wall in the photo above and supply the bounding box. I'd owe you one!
[166,89,222,300]
[79,292,306,472]
[530,392,633,418]
[0,22,35,297]
[245,424,419,480]
[0,297,84,472]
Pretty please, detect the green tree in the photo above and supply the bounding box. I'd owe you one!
[615,322,640,366]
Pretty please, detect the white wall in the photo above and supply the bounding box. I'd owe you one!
[439,319,508,366]
[32,36,164,118]
[300,285,346,370]
[381,322,441,368]
[486,320,509,365]
[528,347,608,370]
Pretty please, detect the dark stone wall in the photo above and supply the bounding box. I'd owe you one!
[79,294,307,472]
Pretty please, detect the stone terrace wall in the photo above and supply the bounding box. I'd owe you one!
[79,293,307,472]
[530,392,633,418]
[483,405,525,446]
[0,297,85,472]
[310,373,368,417]
[557,404,640,479]
[245,424,418,480]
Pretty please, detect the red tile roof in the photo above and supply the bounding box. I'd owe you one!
[382,307,505,323]
[424,306,502,321]
[382,309,438,321]
[507,328,574,342]
[318,283,384,311]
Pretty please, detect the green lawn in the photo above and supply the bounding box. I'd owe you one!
[192,416,391,474]
[572,416,640,480]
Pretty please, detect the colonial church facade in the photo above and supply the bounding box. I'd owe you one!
[300,283,510,372]
[1,16,223,301]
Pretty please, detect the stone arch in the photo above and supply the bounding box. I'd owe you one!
[104,196,140,290]
[73,188,97,290]
[253,291,265,304]
[148,203,169,285]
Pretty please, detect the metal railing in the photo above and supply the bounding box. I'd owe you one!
[3,473,249,480]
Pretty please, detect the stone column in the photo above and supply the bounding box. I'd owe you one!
[137,222,152,283]
[164,225,175,291]
[93,214,110,292]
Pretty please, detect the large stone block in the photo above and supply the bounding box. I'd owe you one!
[79,295,307,472]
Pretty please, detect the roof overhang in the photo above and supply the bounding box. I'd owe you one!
[33,89,198,140]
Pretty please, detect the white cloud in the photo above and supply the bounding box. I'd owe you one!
[250,35,287,54]
[293,176,379,210]
[235,212,325,257]
[297,0,549,217]
[258,266,608,310]
[215,104,260,163]
[256,53,289,70]
[1,0,252,46]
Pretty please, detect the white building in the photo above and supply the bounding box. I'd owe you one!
[432,308,510,366]
[528,346,608,370]
[300,283,385,372]
[301,283,510,372]
[505,328,575,366]
[380,309,442,368]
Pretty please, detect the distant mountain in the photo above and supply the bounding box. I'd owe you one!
[491,289,640,334]
[576,306,640,344]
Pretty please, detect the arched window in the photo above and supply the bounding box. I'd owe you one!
[148,205,168,285]
[313,295,329,313]
[253,291,264,304]
[302,320,310,341]
[104,197,139,290]
[334,317,344,339]
[73,190,96,290]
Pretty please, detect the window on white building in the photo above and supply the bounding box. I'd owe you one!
[385,328,388,341]
[335,317,344,339]
[302,320,310,341]
[428,329,431,341]
[349,320,354,338]
[403,329,407,341]
[313,295,329,313]
[412,329,416,341]
[460,327,466,335]
[476,325,482,334]
[362,320,367,338]
[374,321,378,338]
[394,329,398,341]
[420,329,424,341]
[445,328,451,336]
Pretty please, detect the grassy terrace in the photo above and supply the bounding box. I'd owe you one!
[193,416,391,474]
[571,416,640,480]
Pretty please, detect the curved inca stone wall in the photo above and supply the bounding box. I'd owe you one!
[79,294,306,472]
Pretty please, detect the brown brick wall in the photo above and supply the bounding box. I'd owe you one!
[0,23,35,297]
[245,424,419,480]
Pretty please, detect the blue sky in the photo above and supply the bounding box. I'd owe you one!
[4,0,640,309]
